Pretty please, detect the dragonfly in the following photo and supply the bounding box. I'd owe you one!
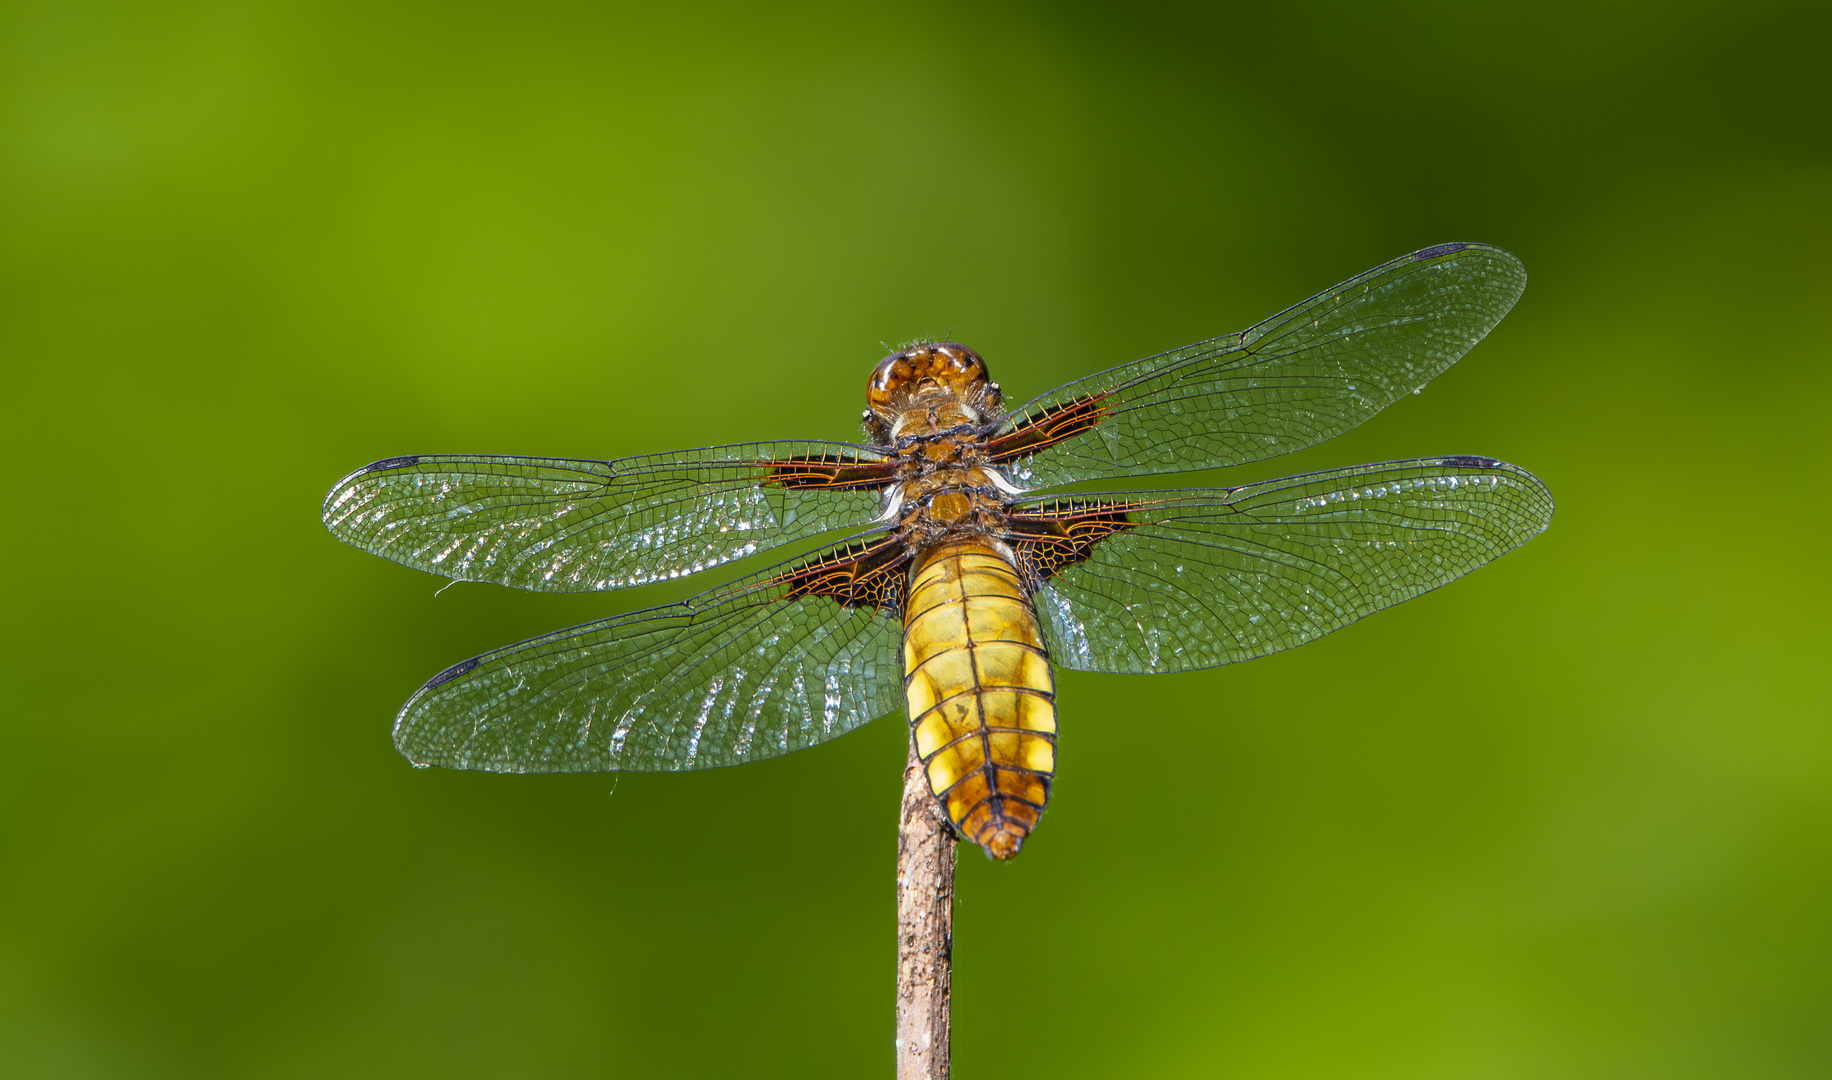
[323,242,1552,860]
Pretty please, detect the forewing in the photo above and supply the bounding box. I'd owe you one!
[393,538,910,772]
[992,244,1527,489]
[1017,457,1552,674]
[323,443,892,593]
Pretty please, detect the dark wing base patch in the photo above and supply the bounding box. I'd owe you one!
[772,536,910,615]
[1004,500,1138,583]
[986,393,1111,463]
[760,453,897,489]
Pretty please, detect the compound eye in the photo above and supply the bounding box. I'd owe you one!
[867,354,917,408]
[933,344,985,384]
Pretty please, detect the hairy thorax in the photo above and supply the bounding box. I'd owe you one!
[865,343,1023,560]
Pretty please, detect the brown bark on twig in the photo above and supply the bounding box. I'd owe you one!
[896,738,954,1079]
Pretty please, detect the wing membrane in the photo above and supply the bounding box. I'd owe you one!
[1019,457,1552,674]
[993,244,1527,490]
[393,539,908,773]
[323,443,891,593]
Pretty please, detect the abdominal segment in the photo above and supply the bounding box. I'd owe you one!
[902,542,1057,860]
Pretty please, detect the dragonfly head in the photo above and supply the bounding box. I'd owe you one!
[867,342,1001,442]
[868,342,990,408]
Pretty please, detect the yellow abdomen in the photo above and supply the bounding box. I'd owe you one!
[903,540,1057,860]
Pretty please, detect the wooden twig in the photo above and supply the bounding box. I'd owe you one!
[896,738,954,1079]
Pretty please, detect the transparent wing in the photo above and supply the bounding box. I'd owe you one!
[1018,457,1552,674]
[393,538,910,773]
[991,244,1527,490]
[323,443,893,593]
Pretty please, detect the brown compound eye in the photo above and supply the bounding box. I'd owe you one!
[867,354,915,409]
[927,343,986,388]
[866,342,990,409]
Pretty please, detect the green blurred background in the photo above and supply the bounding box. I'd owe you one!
[4,1,1829,1076]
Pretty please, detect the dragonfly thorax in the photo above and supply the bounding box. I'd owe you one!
[887,456,1011,551]
[871,360,1017,555]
